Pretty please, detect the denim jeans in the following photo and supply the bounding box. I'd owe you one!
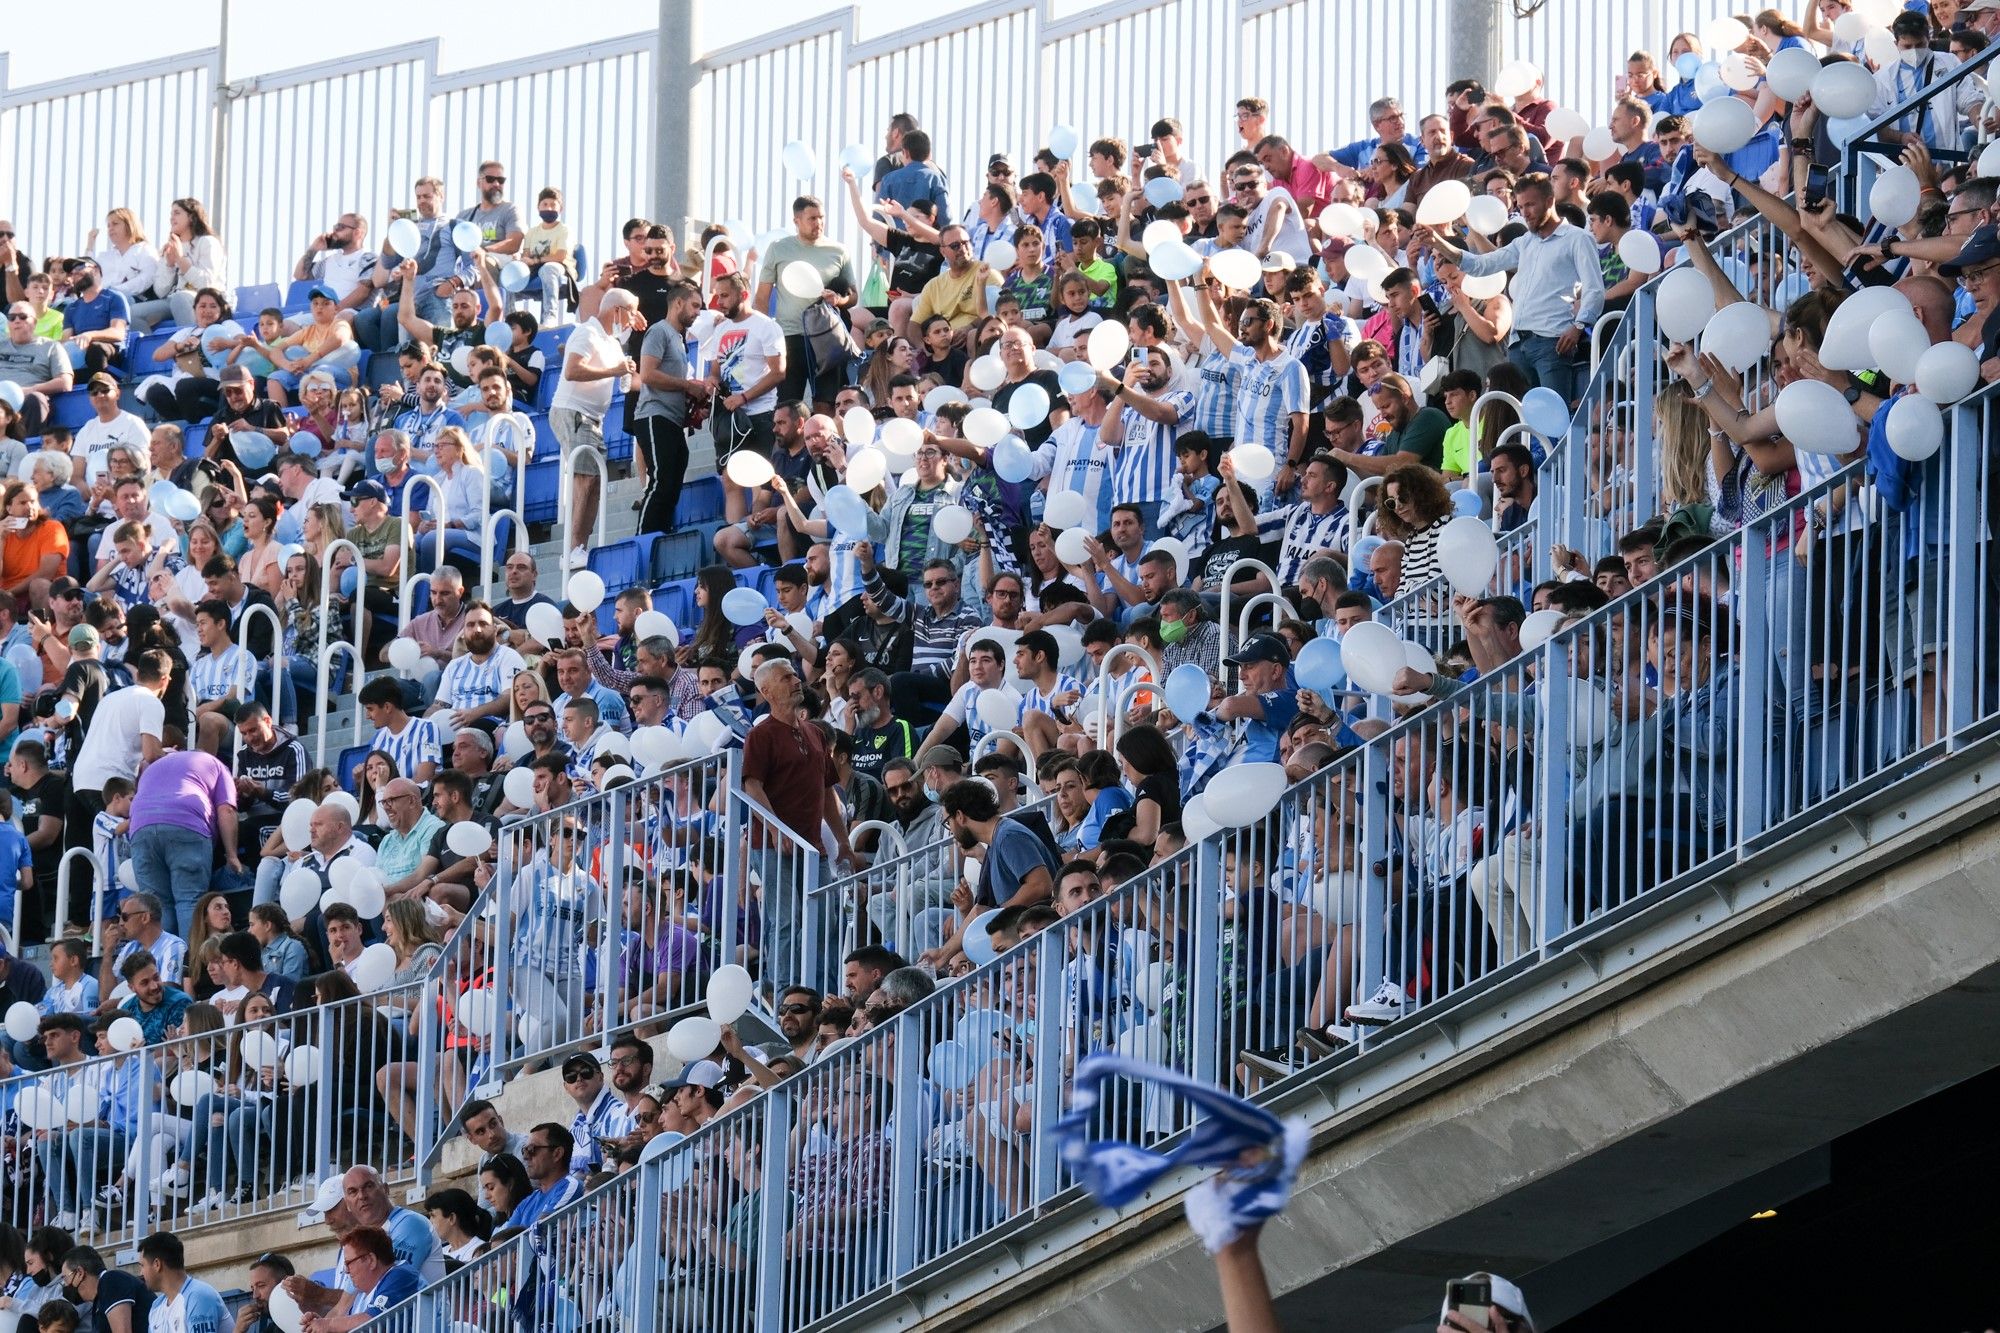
[49,1126,130,1210]
[1509,332,1585,406]
[130,823,215,936]
[188,1092,265,1194]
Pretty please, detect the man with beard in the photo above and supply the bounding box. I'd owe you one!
[550,287,639,570]
[635,277,709,535]
[396,267,504,393]
[455,160,524,267]
[1101,345,1196,542]
[757,195,858,411]
[920,779,1058,969]
[743,658,853,983]
[428,601,525,730]
[775,986,822,1061]
[864,758,952,951]
[691,271,786,465]
[847,671,916,784]
[387,360,466,464]
[601,1033,654,1139]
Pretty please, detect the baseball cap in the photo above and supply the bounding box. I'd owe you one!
[921,744,966,772]
[1225,631,1290,668]
[662,1058,725,1091]
[312,1174,347,1214]
[1961,0,1998,13]
[350,480,388,505]
[217,363,254,385]
[560,1052,601,1080]
[68,624,99,651]
[63,257,98,274]
[85,373,118,396]
[1941,222,2000,276]
[1260,250,1297,273]
[307,282,339,302]
[987,153,1015,173]
[48,577,83,602]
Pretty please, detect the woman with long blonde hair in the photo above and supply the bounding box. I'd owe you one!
[89,207,163,316]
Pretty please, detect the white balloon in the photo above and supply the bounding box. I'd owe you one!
[1580,126,1618,163]
[1518,608,1564,652]
[1493,59,1539,99]
[1916,341,1980,404]
[281,798,318,852]
[667,1014,721,1061]
[169,1070,216,1107]
[1703,15,1748,50]
[963,407,1011,448]
[503,764,537,809]
[386,637,421,671]
[500,721,531,759]
[1182,792,1219,844]
[726,450,775,488]
[525,601,565,647]
[968,354,1007,392]
[354,942,398,992]
[706,964,755,1024]
[1885,393,1945,461]
[1054,527,1092,567]
[877,416,923,467]
[1150,535,1190,583]
[1775,379,1863,455]
[345,869,386,920]
[280,867,321,921]
[1765,45,1822,101]
[385,217,422,261]
[779,261,825,301]
[781,139,818,179]
[1086,320,1131,371]
[841,405,876,448]
[1343,244,1390,284]
[931,504,974,545]
[1545,107,1590,142]
[1693,97,1757,154]
[1981,140,2000,180]
[446,821,492,858]
[1149,239,1203,282]
[1868,311,1931,386]
[1656,266,1717,343]
[567,570,606,613]
[1413,179,1471,227]
[1699,302,1773,374]
[982,239,1017,271]
[1616,229,1663,275]
[976,687,1024,732]
[1228,442,1276,483]
[845,446,888,493]
[1043,490,1088,530]
[1339,621,1405,695]
[456,988,496,1037]
[1719,52,1760,92]
[284,1045,323,1086]
[1209,249,1262,291]
[1811,62,1877,120]
[1821,284,1913,370]
[1321,202,1367,240]
[634,609,678,646]
[239,1028,281,1068]
[1143,220,1183,254]
[451,220,482,253]
[1202,762,1289,827]
[267,1285,305,1333]
[1006,383,1052,431]
[4,1002,38,1043]
[1436,516,1499,594]
[1869,165,1922,229]
[923,384,968,414]
[1461,270,1508,299]
[1465,195,1510,236]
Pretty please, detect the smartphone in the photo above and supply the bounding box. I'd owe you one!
[1444,1280,1492,1329]
[1134,143,1157,159]
[1419,292,1441,319]
[1130,349,1147,367]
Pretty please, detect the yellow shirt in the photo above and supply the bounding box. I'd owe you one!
[912,264,988,330]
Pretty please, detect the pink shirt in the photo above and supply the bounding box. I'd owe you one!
[1280,155,1333,219]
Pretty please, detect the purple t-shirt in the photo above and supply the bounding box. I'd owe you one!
[127,750,236,838]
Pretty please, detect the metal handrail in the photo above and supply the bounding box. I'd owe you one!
[1217,556,1284,667]
[397,473,448,633]
[560,443,609,563]
[313,538,365,771]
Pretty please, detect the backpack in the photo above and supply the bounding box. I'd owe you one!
[801,301,859,382]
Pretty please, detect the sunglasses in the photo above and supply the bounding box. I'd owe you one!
[562,1068,596,1083]
[5,313,29,322]
[523,712,555,723]
[778,1003,815,1014]
[483,174,507,184]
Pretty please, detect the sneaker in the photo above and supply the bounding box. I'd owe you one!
[50,1211,77,1230]
[565,546,590,570]
[1238,1048,1302,1081]
[93,1184,124,1215]
[153,1163,191,1198]
[186,1191,227,1216]
[1345,980,1408,1027]
[1295,1025,1356,1059]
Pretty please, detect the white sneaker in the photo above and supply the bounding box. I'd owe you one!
[151,1163,190,1199]
[565,546,590,570]
[50,1211,77,1230]
[1345,980,1408,1027]
[187,1191,227,1216]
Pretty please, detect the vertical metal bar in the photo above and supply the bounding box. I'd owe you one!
[1737,523,1772,846]
[754,1083,791,1333]
[719,746,743,970]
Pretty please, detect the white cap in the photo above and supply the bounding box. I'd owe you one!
[312,1174,346,1214]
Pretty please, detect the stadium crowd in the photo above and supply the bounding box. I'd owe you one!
[0,0,1992,1323]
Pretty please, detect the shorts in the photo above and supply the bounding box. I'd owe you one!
[716,409,776,461]
[550,407,605,476]
[1896,549,1945,678]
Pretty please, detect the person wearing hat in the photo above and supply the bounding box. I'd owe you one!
[202,364,291,473]
[657,1058,727,1134]
[560,1052,623,1178]
[1212,631,1296,764]
[237,282,362,409]
[72,372,149,487]
[58,256,131,378]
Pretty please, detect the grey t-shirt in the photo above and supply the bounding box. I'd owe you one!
[460,202,523,251]
[0,336,69,388]
[636,321,691,425]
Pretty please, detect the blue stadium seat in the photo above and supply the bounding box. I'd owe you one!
[532,331,567,412]
[528,412,557,461]
[652,529,705,583]
[596,602,618,637]
[653,578,695,629]
[127,330,178,374]
[733,565,778,603]
[521,458,560,524]
[337,743,372,790]
[282,280,318,314]
[676,476,723,525]
[365,355,402,391]
[588,534,662,597]
[49,390,92,431]
[236,283,283,316]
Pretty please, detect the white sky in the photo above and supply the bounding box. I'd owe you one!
[1,0,1063,87]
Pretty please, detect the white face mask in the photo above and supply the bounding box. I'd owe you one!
[1899,46,1928,66]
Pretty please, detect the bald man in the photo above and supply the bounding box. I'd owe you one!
[375,777,444,901]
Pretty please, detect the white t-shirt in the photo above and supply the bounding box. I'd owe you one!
[690,309,784,415]
[92,512,178,569]
[75,412,152,485]
[1247,185,1312,264]
[549,319,626,418]
[71,685,166,793]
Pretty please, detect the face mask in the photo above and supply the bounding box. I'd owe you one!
[62,1285,83,1306]
[1899,47,1927,66]
[1159,617,1188,645]
[540,210,560,224]
[922,783,941,803]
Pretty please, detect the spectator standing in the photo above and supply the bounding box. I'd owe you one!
[635,279,709,535]
[741,659,853,983]
[549,288,638,571]
[757,197,859,410]
[127,748,242,935]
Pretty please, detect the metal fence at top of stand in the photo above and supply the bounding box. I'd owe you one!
[3,0,1776,291]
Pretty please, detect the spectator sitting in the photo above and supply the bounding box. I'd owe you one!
[506,1123,584,1229]
[97,893,186,1006]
